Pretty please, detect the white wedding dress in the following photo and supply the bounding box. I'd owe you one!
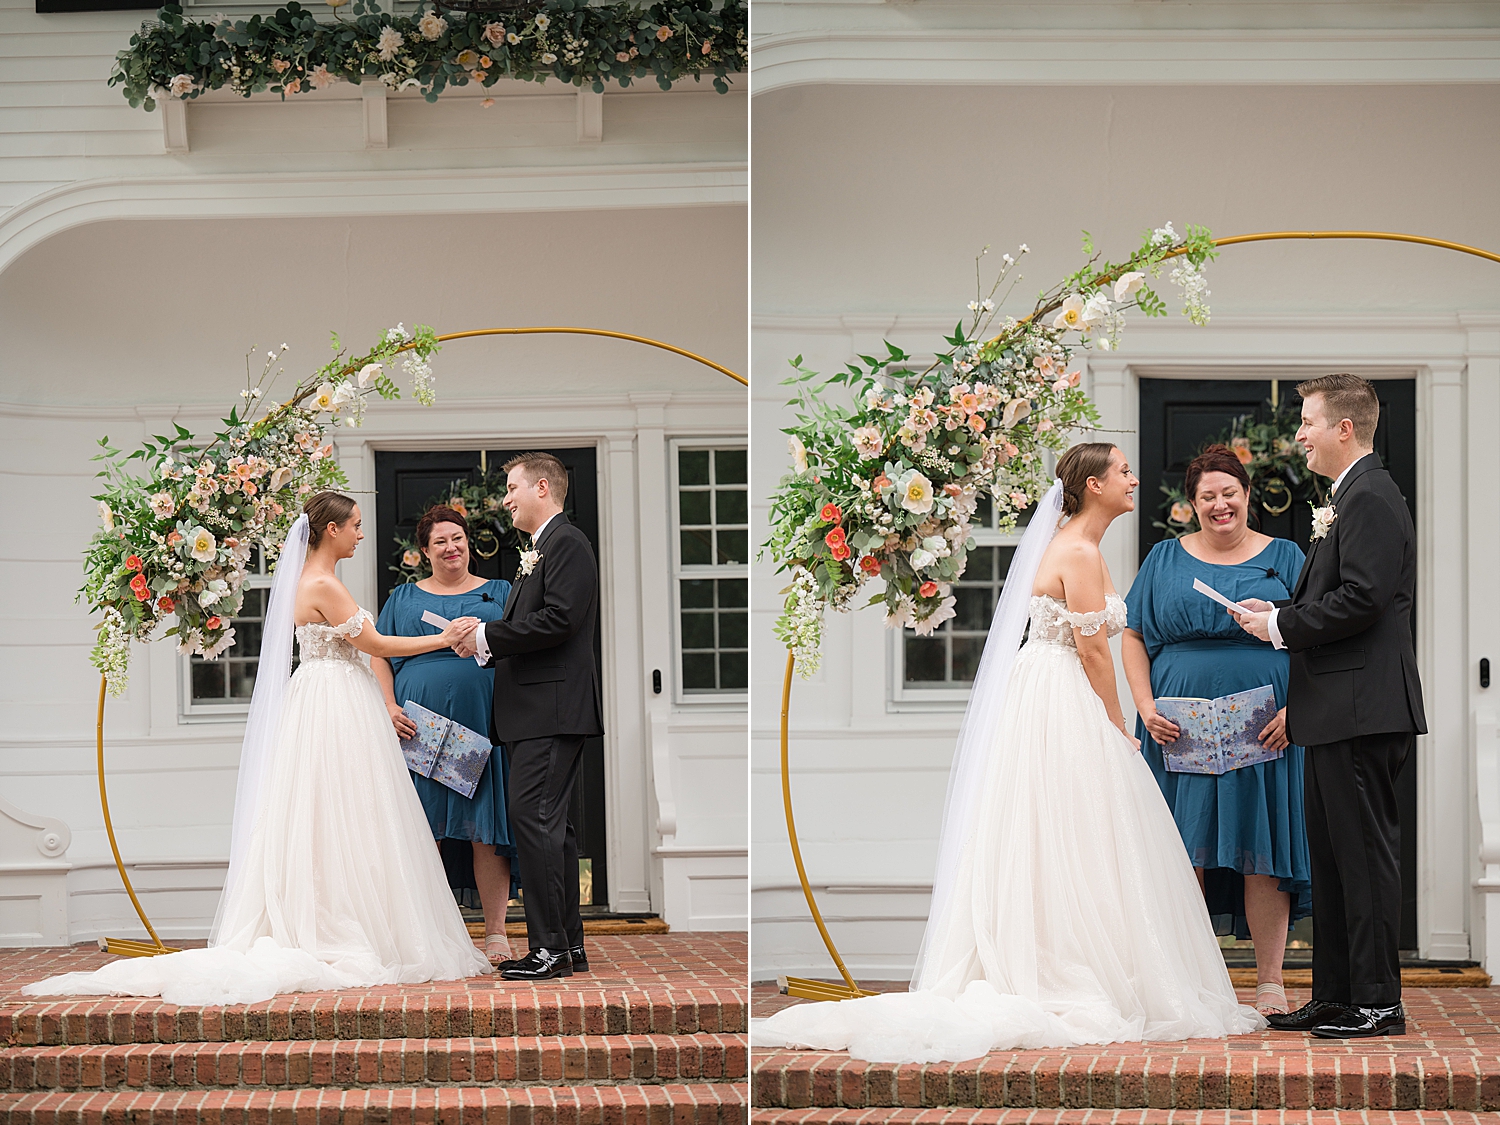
[755,585,1263,1063]
[25,567,491,1005]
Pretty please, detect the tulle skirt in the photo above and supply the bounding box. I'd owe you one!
[755,640,1264,1062]
[23,656,491,1006]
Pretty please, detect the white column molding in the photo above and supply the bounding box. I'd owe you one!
[0,796,72,947]
[1420,359,1470,961]
[1086,357,1138,720]
[577,90,604,143]
[161,100,189,154]
[362,82,389,149]
[631,395,676,852]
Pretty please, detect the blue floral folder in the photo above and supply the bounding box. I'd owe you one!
[1154,685,1282,775]
[398,700,492,799]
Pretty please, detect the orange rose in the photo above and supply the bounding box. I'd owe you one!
[205,616,222,630]
[129,573,148,594]
[125,555,143,571]
[820,502,842,524]
[918,580,939,598]
[1233,444,1254,465]
[830,543,851,562]
[824,526,847,550]
[859,555,882,575]
[157,596,175,613]
[871,474,892,493]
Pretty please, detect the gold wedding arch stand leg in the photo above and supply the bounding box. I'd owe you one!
[778,228,1500,1002]
[98,327,743,958]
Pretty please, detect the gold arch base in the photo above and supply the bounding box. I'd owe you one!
[98,327,743,958]
[779,228,1500,1002]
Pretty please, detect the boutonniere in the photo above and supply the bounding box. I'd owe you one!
[518,549,541,578]
[1311,504,1337,541]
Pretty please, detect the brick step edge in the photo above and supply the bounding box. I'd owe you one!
[0,1033,747,1093]
[0,1082,747,1125]
[2,990,746,1046]
[751,1052,1500,1111]
[750,1110,1500,1124]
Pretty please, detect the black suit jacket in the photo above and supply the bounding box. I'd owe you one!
[1275,452,1426,747]
[484,513,605,743]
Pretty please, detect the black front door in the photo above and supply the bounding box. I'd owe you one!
[1137,377,1419,951]
[374,446,609,914]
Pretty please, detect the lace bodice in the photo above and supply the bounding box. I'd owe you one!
[295,608,372,663]
[1028,594,1128,648]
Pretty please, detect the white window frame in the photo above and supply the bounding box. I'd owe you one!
[668,438,749,706]
[178,550,275,723]
[889,514,1026,711]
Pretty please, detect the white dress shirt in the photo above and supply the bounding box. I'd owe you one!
[1267,456,1361,651]
[472,511,561,665]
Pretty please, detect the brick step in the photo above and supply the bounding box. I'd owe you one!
[2,988,744,1047]
[0,1032,747,1092]
[751,1050,1500,1112]
[750,1111,1497,1124]
[0,1082,747,1124]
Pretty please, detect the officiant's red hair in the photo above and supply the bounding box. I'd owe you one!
[1183,445,1251,504]
[416,505,471,549]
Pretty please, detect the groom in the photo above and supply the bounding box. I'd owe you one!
[455,452,603,981]
[1234,373,1426,1039]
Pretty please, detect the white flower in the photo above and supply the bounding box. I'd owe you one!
[1018,244,1029,253]
[358,362,382,387]
[507,32,521,44]
[853,426,883,460]
[534,12,550,29]
[1001,398,1032,428]
[1152,221,1178,247]
[98,500,115,532]
[149,492,176,519]
[1114,271,1146,301]
[313,381,337,411]
[541,52,558,64]
[921,535,950,558]
[913,595,957,636]
[897,468,935,514]
[270,466,293,491]
[198,579,230,608]
[1169,260,1212,326]
[418,12,447,39]
[309,65,336,90]
[169,74,195,98]
[376,26,404,61]
[331,380,357,407]
[1081,291,1111,330]
[518,548,542,577]
[1311,504,1337,541]
[967,300,980,312]
[188,526,217,563]
[1052,294,1084,331]
[981,298,995,312]
[788,435,809,475]
[1002,253,1014,265]
[884,595,914,630]
[909,548,936,571]
[1096,336,1112,351]
[201,626,237,660]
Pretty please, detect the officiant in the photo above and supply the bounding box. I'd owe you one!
[1122,444,1311,1017]
[373,504,518,967]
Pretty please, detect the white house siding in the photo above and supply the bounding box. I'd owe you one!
[0,0,746,942]
[750,2,1500,982]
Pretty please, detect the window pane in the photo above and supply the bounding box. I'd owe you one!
[714,488,748,525]
[228,661,258,700]
[191,661,226,701]
[717,578,747,608]
[715,529,748,565]
[681,579,715,608]
[235,621,263,655]
[951,636,986,683]
[974,494,993,528]
[714,449,746,484]
[681,529,713,565]
[679,449,711,486]
[239,588,266,617]
[953,587,992,630]
[679,490,712,525]
[905,637,947,682]
[718,610,748,649]
[682,652,717,691]
[719,650,748,690]
[681,611,716,649]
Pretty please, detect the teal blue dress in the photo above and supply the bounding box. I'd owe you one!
[376,579,516,860]
[1125,537,1312,925]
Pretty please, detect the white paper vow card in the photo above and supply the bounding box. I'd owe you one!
[1192,578,1245,614]
[421,609,451,629]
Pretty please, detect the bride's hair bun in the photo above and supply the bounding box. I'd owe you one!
[304,491,357,547]
[1055,442,1118,517]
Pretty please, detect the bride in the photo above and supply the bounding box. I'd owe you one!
[25,491,493,1005]
[756,443,1263,1062]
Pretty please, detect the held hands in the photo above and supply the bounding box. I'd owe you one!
[1230,597,1275,643]
[387,701,417,740]
[440,616,481,652]
[1259,706,1291,753]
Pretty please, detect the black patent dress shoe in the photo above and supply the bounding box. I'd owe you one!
[1266,1000,1351,1031]
[1310,1002,1405,1039]
[569,946,589,973]
[499,947,574,981]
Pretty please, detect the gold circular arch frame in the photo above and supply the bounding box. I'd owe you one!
[779,230,1500,1002]
[97,327,742,958]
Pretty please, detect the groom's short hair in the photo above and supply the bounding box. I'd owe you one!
[1296,373,1379,447]
[502,452,569,504]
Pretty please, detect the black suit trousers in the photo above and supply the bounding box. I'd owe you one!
[1305,732,1411,1007]
[508,734,586,951]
